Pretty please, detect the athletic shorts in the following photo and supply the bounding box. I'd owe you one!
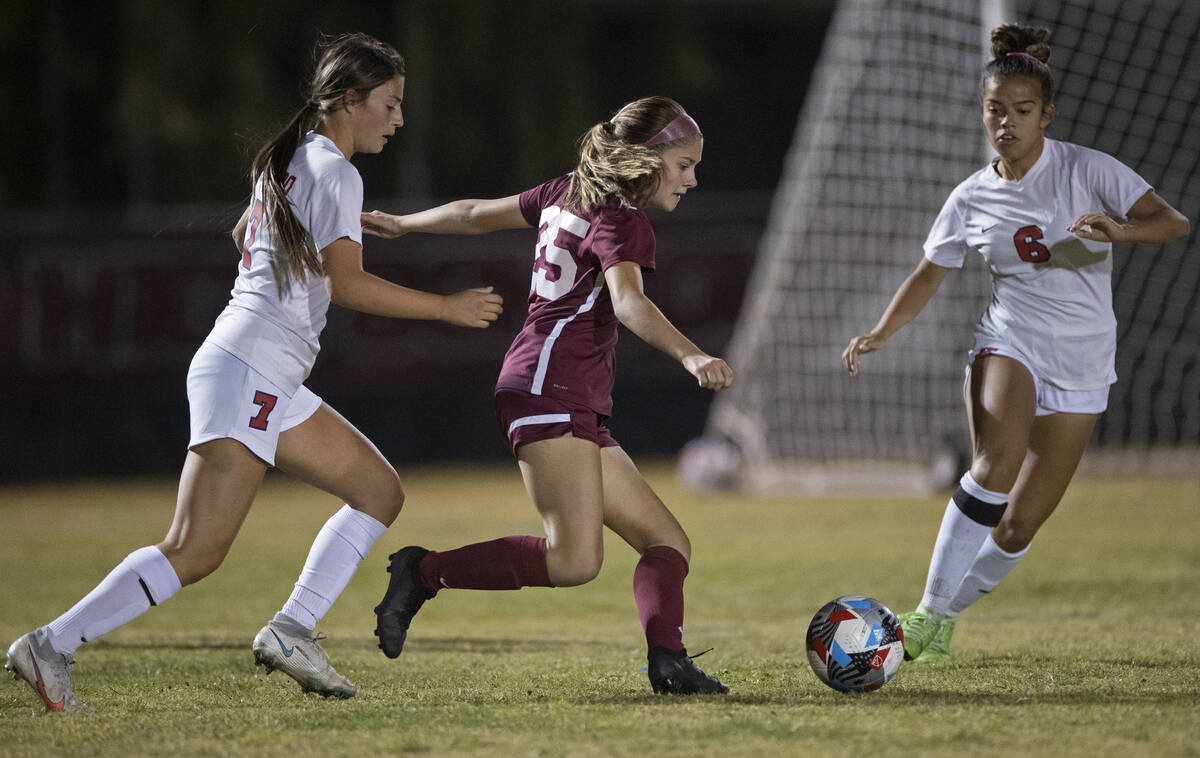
[186,341,323,465]
[494,389,618,456]
[966,339,1109,416]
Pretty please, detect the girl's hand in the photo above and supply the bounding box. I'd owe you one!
[1068,213,1125,242]
[842,333,886,376]
[441,286,503,328]
[361,210,406,239]
[682,354,733,390]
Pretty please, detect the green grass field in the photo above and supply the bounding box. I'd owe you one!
[1,463,1197,757]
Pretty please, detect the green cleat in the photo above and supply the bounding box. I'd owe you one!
[898,606,946,661]
[913,617,956,663]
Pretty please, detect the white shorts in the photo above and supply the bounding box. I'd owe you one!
[965,341,1108,416]
[186,341,323,465]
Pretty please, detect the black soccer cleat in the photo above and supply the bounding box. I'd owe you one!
[374,546,437,658]
[647,646,729,695]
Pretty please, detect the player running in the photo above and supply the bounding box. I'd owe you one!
[363,96,733,695]
[842,24,1188,662]
[5,32,502,711]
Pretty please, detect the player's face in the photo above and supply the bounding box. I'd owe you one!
[648,138,703,212]
[353,75,406,155]
[981,75,1053,169]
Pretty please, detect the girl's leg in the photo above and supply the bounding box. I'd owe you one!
[374,434,604,658]
[248,402,406,698]
[5,439,264,711]
[904,355,1035,658]
[49,438,266,655]
[599,445,690,651]
[598,446,727,694]
[949,411,1098,614]
[418,434,605,590]
[516,435,606,586]
[271,403,403,630]
[921,355,1035,611]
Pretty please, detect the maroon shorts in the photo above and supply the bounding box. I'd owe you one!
[494,390,618,456]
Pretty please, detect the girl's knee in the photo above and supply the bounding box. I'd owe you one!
[991,520,1034,553]
[375,479,406,525]
[549,547,603,587]
[351,473,405,526]
[157,543,224,586]
[969,454,1022,493]
[661,535,691,563]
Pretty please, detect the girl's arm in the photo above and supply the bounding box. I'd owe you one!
[842,258,952,375]
[361,195,530,238]
[322,237,503,327]
[604,261,733,390]
[1069,189,1190,243]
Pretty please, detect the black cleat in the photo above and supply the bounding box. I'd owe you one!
[647,647,729,695]
[374,546,436,658]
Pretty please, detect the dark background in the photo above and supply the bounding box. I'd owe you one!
[0,0,835,480]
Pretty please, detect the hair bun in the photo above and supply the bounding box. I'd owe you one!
[990,23,1051,64]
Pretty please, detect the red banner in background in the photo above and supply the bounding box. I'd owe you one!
[3,201,759,389]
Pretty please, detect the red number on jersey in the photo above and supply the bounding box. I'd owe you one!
[241,200,264,268]
[249,390,278,431]
[1013,225,1051,263]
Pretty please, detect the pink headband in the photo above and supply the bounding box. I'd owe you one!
[643,112,702,146]
[1005,51,1044,65]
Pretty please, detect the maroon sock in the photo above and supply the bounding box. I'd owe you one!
[634,545,689,651]
[418,535,553,591]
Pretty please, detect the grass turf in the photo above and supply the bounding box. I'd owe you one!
[1,464,1197,756]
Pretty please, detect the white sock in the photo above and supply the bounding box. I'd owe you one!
[280,505,387,630]
[46,546,181,655]
[948,534,1029,614]
[919,473,1007,616]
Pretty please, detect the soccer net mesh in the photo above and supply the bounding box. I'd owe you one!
[684,0,1200,495]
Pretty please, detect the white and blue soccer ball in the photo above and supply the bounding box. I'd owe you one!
[806,595,904,692]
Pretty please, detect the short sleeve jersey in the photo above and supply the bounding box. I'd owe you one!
[496,174,656,415]
[205,132,363,394]
[923,138,1151,390]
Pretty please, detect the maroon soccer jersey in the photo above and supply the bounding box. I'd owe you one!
[495,174,656,416]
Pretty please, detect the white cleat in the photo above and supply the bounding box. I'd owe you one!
[252,616,356,699]
[5,628,88,712]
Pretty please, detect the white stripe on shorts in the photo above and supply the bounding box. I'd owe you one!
[507,413,572,440]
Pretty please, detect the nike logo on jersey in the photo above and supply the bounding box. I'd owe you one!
[980,224,999,233]
[270,630,295,657]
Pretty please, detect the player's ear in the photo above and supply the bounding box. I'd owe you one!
[337,88,364,113]
[1040,102,1055,129]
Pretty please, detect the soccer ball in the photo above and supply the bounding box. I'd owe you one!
[805,595,904,692]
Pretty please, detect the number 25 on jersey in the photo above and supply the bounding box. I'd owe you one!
[532,207,589,301]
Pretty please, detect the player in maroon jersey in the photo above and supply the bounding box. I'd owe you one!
[362,96,733,694]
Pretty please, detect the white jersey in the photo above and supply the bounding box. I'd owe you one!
[924,138,1151,390]
[205,132,363,394]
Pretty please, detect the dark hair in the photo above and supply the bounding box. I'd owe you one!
[565,96,699,212]
[981,24,1054,105]
[249,33,405,293]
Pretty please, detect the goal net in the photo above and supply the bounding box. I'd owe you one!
[684,0,1200,495]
